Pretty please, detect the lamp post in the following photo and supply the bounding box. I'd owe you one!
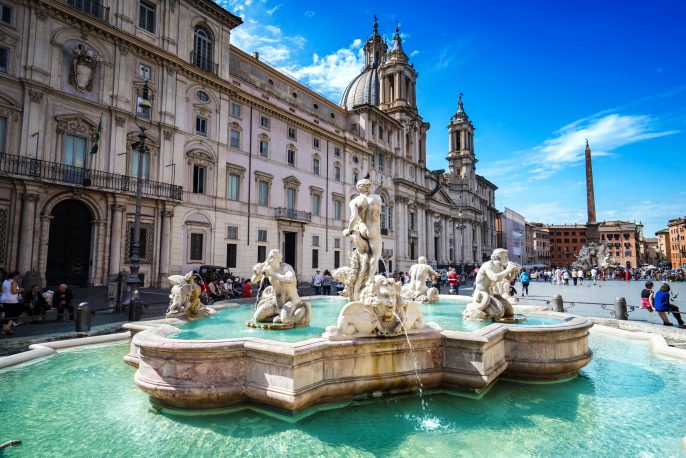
[122,80,151,321]
[455,212,466,275]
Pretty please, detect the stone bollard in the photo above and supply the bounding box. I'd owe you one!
[75,302,92,332]
[614,297,628,320]
[551,294,564,312]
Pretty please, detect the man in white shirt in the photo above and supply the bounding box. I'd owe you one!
[591,268,598,285]
[312,270,323,295]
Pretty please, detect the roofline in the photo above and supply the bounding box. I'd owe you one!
[476,174,498,190]
[194,0,243,28]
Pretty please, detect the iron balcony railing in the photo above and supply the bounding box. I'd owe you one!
[190,51,218,75]
[274,208,311,222]
[66,0,110,22]
[0,153,183,201]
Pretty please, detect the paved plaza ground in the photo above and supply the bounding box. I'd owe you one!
[2,279,685,355]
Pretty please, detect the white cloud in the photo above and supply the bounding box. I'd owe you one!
[304,10,315,18]
[410,50,420,57]
[266,3,282,15]
[230,18,306,64]
[287,40,366,99]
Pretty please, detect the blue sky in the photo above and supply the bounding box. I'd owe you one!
[217,0,686,236]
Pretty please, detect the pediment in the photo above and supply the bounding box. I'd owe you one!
[55,115,98,136]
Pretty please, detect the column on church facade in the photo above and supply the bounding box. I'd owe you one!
[464,221,473,264]
[158,209,174,286]
[451,218,457,264]
[109,203,125,275]
[442,216,449,264]
[17,193,39,273]
[92,220,106,285]
[397,201,406,261]
[418,206,426,258]
[38,213,52,283]
[475,224,482,264]
[426,211,435,263]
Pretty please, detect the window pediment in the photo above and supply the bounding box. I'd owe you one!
[55,115,98,136]
[283,175,301,189]
[255,171,273,182]
[226,163,245,176]
[309,186,324,196]
[186,149,214,164]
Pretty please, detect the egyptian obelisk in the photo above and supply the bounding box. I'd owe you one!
[584,140,600,243]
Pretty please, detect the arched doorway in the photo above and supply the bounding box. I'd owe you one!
[46,200,92,286]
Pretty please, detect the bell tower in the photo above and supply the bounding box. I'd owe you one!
[363,16,387,69]
[379,22,417,111]
[447,93,476,189]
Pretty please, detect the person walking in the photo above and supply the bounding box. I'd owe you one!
[312,270,323,295]
[447,267,459,295]
[322,270,333,295]
[578,269,584,286]
[520,269,530,296]
[591,267,598,285]
[1,271,23,335]
[572,269,578,286]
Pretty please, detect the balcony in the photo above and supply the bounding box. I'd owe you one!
[191,51,218,75]
[274,208,311,223]
[66,0,110,22]
[0,153,183,200]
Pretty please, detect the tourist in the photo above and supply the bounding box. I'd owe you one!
[554,268,562,285]
[520,269,530,296]
[640,281,655,313]
[572,269,578,286]
[207,279,223,301]
[233,278,243,297]
[625,270,631,282]
[653,283,686,328]
[240,279,253,298]
[1,271,23,335]
[312,270,323,295]
[562,270,570,286]
[578,269,585,286]
[26,284,48,323]
[591,267,598,285]
[322,270,333,295]
[447,267,459,294]
[52,284,74,321]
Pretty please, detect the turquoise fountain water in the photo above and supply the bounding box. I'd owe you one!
[170,296,564,342]
[1,333,685,456]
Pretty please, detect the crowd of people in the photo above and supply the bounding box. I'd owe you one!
[517,266,683,287]
[0,269,75,335]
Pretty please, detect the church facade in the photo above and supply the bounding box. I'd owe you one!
[0,0,497,286]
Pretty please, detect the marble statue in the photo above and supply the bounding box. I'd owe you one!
[250,249,311,326]
[572,242,619,272]
[401,256,440,303]
[462,249,521,321]
[166,272,214,318]
[340,176,382,301]
[324,275,429,338]
[325,177,436,339]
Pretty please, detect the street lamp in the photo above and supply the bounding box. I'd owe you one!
[122,80,151,321]
[455,212,466,275]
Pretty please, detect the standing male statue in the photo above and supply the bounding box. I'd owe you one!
[342,176,382,300]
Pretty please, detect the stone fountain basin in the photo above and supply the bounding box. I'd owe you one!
[123,306,593,413]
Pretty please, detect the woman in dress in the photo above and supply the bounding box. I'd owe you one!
[1,271,23,335]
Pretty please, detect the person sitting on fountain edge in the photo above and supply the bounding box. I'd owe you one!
[654,282,686,328]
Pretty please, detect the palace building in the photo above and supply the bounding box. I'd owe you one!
[0,0,497,286]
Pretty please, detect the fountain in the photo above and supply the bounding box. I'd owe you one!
[573,241,619,272]
[123,178,593,412]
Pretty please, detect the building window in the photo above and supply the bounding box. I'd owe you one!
[380,195,387,230]
[379,126,384,139]
[371,153,375,169]
[227,225,238,240]
[227,173,240,201]
[287,148,296,166]
[312,235,320,247]
[257,245,266,263]
[311,194,321,216]
[192,165,206,194]
[334,238,341,249]
[138,1,156,33]
[288,126,297,140]
[131,148,150,179]
[312,249,319,269]
[286,188,296,210]
[258,229,268,242]
[409,212,416,231]
[231,103,241,118]
[226,243,237,268]
[334,165,341,182]
[126,222,153,263]
[259,139,269,158]
[196,90,210,102]
[312,157,320,175]
[136,96,151,119]
[0,117,6,154]
[333,199,342,220]
[257,180,269,206]
[313,137,320,149]
[353,171,359,184]
[138,63,152,80]
[378,154,385,173]
[190,233,204,262]
[195,116,208,137]
[193,25,214,73]
[229,129,240,148]
[0,4,11,24]
[260,115,270,129]
[334,147,341,157]
[64,134,87,168]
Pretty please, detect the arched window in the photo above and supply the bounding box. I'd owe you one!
[380,195,387,231]
[193,25,214,73]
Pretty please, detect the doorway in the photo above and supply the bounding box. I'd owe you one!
[46,200,92,286]
[283,231,297,271]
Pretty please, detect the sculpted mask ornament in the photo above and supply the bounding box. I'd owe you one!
[68,44,102,93]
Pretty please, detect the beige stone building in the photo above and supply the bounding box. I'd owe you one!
[527,223,550,266]
[655,228,671,266]
[598,220,643,269]
[0,0,498,286]
[667,218,685,270]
